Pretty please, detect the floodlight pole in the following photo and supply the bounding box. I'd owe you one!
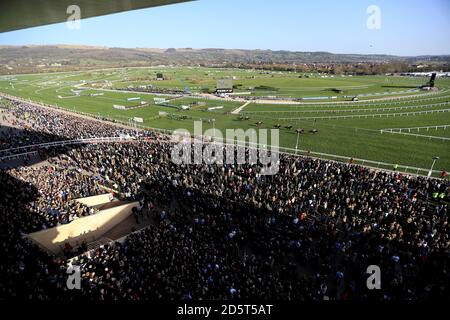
[428,156,439,178]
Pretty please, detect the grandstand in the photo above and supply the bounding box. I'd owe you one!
[216,78,234,94]
[0,0,449,308]
[0,94,449,302]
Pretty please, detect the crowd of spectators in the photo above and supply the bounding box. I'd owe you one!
[8,163,102,232]
[0,98,448,300]
[60,142,449,300]
[0,98,144,151]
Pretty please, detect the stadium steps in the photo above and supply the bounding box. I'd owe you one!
[86,237,114,252]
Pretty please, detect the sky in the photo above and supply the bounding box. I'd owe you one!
[0,0,449,56]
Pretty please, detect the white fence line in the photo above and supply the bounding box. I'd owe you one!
[244,89,449,107]
[183,136,445,178]
[1,133,443,177]
[272,108,450,121]
[379,130,450,141]
[243,95,450,113]
[109,87,447,106]
[243,101,450,115]
[381,124,450,132]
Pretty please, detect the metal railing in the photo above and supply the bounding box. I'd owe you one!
[0,150,38,162]
[381,124,450,132]
[0,137,136,158]
[205,137,444,178]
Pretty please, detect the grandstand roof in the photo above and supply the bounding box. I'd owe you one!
[0,0,193,33]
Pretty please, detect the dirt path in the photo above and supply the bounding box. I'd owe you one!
[231,101,251,115]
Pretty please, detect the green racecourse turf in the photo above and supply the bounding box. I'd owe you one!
[80,67,429,99]
[0,67,449,174]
